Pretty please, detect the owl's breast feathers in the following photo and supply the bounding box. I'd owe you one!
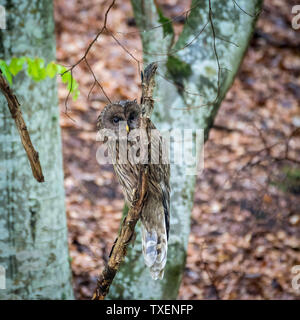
[113,120,170,210]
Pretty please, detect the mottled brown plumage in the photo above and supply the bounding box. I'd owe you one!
[97,100,170,280]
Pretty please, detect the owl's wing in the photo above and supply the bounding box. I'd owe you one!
[147,120,170,238]
[139,120,170,279]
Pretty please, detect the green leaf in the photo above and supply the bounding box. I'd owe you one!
[61,70,71,85]
[59,67,80,101]
[8,57,26,76]
[26,57,47,81]
[55,64,67,74]
[0,57,80,101]
[72,90,79,101]
[0,60,13,85]
[46,61,58,78]
[26,57,39,80]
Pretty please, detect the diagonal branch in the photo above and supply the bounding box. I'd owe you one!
[0,71,44,182]
[92,167,148,300]
[92,63,158,300]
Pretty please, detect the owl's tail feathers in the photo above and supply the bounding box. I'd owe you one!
[141,221,168,280]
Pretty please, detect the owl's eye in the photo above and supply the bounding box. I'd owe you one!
[129,113,137,122]
[113,117,120,124]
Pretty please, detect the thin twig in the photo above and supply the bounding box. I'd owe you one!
[208,0,221,105]
[0,71,44,182]
[63,0,259,113]
[62,0,116,109]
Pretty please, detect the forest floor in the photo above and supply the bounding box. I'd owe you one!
[54,0,300,299]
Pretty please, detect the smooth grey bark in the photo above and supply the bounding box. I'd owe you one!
[108,0,262,299]
[0,0,73,299]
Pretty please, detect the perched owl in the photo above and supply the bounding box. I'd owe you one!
[97,99,170,280]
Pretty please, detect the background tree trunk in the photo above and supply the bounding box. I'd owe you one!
[0,0,73,299]
[108,0,262,299]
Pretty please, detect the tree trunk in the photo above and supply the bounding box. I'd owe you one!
[0,0,73,299]
[108,0,262,300]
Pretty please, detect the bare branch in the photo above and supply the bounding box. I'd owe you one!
[0,72,44,182]
[92,167,148,300]
[62,0,117,109]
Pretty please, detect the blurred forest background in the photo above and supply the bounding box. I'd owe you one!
[54,0,300,299]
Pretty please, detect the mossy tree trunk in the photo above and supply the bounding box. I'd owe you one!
[0,0,73,299]
[108,0,262,300]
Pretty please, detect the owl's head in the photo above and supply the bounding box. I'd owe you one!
[97,99,141,135]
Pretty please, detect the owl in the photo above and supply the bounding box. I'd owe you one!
[97,99,170,280]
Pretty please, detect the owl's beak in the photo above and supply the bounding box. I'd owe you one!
[126,124,130,133]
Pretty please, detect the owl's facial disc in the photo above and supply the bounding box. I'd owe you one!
[98,101,141,137]
[125,102,141,130]
[99,104,126,135]
[109,113,126,134]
